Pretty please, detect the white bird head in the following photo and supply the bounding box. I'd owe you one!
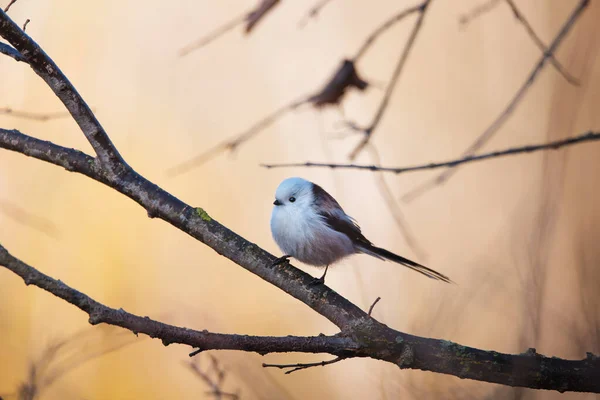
[272,177,314,209]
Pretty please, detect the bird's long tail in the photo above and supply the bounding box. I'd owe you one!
[359,245,453,283]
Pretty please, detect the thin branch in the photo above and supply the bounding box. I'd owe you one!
[22,18,29,31]
[0,41,24,61]
[402,0,589,202]
[298,0,334,28]
[167,59,368,176]
[3,0,16,12]
[0,10,125,171]
[179,0,281,56]
[186,356,240,400]
[263,357,344,374]
[353,3,426,61]
[504,0,579,85]
[459,0,579,85]
[171,2,430,175]
[166,96,309,177]
[179,11,248,57]
[348,0,433,161]
[458,0,501,27]
[368,297,382,316]
[0,107,71,121]
[261,131,600,174]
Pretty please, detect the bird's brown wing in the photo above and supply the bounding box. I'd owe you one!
[311,183,372,248]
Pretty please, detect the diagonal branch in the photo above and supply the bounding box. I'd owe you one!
[0,242,356,356]
[0,10,126,171]
[401,0,589,202]
[0,106,71,121]
[347,0,433,160]
[503,0,579,85]
[261,131,600,174]
[0,40,23,61]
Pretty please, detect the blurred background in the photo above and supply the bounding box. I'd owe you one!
[0,0,599,398]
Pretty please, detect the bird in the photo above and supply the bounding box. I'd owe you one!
[270,177,452,284]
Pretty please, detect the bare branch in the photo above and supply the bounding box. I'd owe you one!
[0,242,356,356]
[179,0,281,56]
[298,0,334,28]
[185,356,240,399]
[353,3,426,61]
[348,0,433,160]
[0,41,24,61]
[167,60,368,176]
[178,12,248,57]
[504,0,579,85]
[22,18,29,31]
[166,96,308,177]
[458,0,501,27]
[0,107,71,121]
[368,297,382,316]
[0,10,125,171]
[261,131,600,173]
[245,0,280,33]
[3,0,16,12]
[402,0,589,202]
[460,0,579,85]
[263,357,344,374]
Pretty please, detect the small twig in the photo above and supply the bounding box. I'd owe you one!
[179,11,247,57]
[22,18,29,31]
[458,0,501,27]
[402,0,589,202]
[3,0,16,12]
[348,0,433,161]
[353,3,426,61]
[0,107,70,121]
[261,131,600,174]
[298,0,334,28]
[263,356,344,374]
[368,297,382,316]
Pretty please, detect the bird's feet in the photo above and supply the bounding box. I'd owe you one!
[309,276,325,286]
[271,255,291,267]
[309,266,328,286]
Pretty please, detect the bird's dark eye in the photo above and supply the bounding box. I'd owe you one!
[289,196,296,203]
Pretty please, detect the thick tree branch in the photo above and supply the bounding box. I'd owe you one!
[0,242,355,356]
[0,10,125,171]
[2,241,600,392]
[261,131,600,173]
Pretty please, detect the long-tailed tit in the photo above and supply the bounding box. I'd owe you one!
[270,177,451,284]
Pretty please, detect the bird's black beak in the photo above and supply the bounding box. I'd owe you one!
[273,199,282,206]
